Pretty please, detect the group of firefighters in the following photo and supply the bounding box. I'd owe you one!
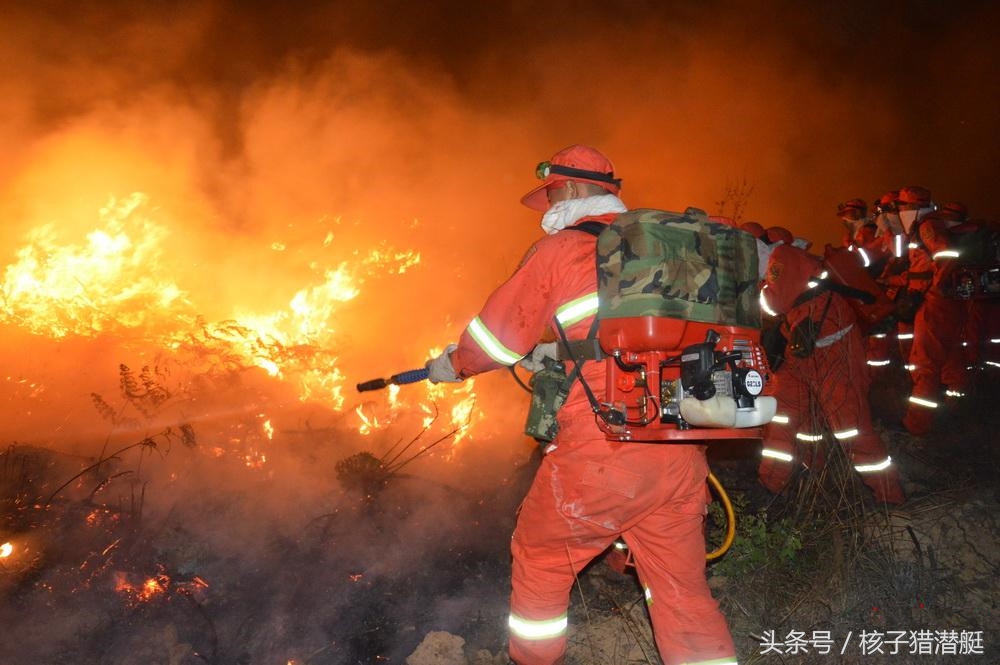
[420,144,998,665]
[747,187,999,507]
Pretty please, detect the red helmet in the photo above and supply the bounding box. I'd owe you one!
[836,198,867,220]
[898,185,932,207]
[940,201,968,222]
[875,190,899,213]
[765,226,794,246]
[740,221,766,238]
[521,144,622,211]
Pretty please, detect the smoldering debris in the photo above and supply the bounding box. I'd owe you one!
[0,349,531,664]
[0,422,528,664]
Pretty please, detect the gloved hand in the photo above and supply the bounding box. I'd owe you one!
[425,343,462,384]
[518,342,558,372]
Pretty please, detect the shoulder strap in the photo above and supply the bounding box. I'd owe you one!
[553,314,603,415]
[568,220,607,237]
[790,278,876,309]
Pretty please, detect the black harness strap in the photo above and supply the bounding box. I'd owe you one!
[790,278,876,309]
[570,220,607,237]
[551,219,610,416]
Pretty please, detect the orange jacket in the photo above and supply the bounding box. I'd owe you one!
[450,214,616,435]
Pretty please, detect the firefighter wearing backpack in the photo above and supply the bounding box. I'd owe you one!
[901,209,985,434]
[937,203,1000,393]
[757,244,905,505]
[424,145,738,665]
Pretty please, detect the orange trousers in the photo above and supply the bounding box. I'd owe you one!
[758,328,904,504]
[903,292,966,434]
[508,432,735,665]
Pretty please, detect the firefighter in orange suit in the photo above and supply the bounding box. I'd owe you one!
[425,145,737,665]
[937,203,998,394]
[837,198,869,249]
[878,187,936,372]
[757,244,904,504]
[901,211,970,434]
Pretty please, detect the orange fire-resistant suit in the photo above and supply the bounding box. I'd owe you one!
[758,245,904,504]
[901,216,971,434]
[448,214,737,665]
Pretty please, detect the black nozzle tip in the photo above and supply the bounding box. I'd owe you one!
[356,378,389,392]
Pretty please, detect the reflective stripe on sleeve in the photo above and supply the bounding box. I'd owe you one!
[867,359,891,367]
[855,456,892,473]
[508,613,568,640]
[833,428,859,440]
[771,413,790,425]
[762,448,794,462]
[467,317,524,365]
[555,292,599,327]
[795,432,824,442]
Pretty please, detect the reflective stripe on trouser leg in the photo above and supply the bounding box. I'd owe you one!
[761,448,793,462]
[840,423,903,503]
[508,452,615,665]
[759,433,795,494]
[508,613,568,640]
[854,456,892,473]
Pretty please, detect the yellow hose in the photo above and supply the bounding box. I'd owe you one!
[706,471,736,561]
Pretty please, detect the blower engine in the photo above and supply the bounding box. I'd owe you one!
[597,319,774,441]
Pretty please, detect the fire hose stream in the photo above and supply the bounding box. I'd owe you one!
[356,366,737,560]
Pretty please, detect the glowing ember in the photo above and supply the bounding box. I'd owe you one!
[0,542,12,558]
[362,245,421,274]
[262,418,274,440]
[114,571,170,603]
[245,449,267,469]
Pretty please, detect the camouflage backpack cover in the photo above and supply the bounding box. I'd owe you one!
[596,208,761,329]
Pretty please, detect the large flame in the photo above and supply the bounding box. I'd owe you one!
[1,193,188,337]
[2,192,482,458]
